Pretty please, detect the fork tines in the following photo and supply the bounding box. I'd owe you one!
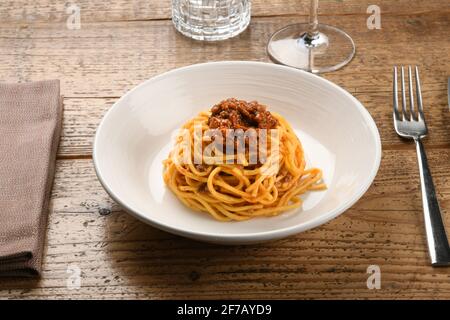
[393,66,425,122]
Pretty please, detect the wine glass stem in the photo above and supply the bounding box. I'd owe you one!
[307,0,319,39]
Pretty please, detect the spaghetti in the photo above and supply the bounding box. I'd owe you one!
[163,99,326,221]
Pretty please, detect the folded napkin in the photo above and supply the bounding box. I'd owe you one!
[0,80,62,276]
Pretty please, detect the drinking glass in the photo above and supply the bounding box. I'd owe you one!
[172,0,251,41]
[267,0,355,73]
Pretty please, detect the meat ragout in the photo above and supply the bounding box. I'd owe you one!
[208,98,279,130]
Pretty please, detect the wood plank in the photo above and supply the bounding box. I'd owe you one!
[0,14,448,98]
[0,0,449,300]
[59,85,450,158]
[61,98,111,157]
[0,0,448,24]
[1,13,448,156]
[0,148,449,299]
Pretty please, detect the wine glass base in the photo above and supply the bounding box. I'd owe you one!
[267,23,355,73]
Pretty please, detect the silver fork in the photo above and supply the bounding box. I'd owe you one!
[393,66,450,266]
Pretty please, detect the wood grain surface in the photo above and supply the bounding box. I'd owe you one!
[0,0,449,299]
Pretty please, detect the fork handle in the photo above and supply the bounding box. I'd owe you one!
[415,138,450,266]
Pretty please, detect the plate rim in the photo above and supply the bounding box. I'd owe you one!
[93,61,382,242]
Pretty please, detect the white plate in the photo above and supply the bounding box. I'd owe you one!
[93,61,381,244]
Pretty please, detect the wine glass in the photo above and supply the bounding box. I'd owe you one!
[267,0,355,73]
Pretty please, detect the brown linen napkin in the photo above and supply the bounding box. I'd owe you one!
[0,80,62,276]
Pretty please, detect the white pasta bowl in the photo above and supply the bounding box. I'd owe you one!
[93,61,381,244]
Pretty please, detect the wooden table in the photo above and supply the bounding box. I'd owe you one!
[0,0,449,299]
